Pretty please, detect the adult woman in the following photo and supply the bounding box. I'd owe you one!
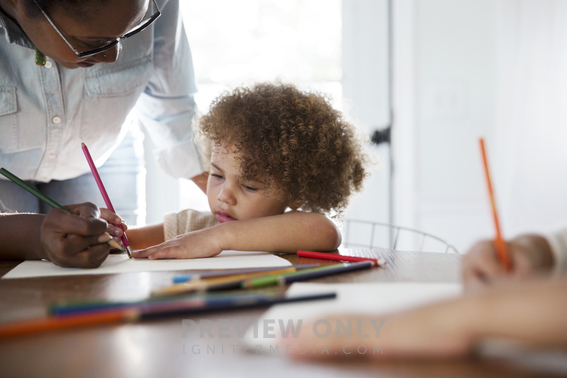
[0,0,204,267]
[0,0,205,222]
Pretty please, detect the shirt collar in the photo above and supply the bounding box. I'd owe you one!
[0,7,35,49]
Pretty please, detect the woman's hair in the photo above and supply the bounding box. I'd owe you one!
[197,83,369,217]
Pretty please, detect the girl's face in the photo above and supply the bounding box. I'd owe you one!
[6,0,148,69]
[206,143,290,223]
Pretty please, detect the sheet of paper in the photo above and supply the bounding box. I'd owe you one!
[2,250,291,279]
[244,282,462,348]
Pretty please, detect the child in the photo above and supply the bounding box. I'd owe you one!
[129,83,369,259]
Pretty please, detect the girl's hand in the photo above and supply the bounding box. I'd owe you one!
[462,235,554,291]
[131,226,225,260]
[100,208,127,249]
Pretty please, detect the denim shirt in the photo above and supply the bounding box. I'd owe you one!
[0,0,202,182]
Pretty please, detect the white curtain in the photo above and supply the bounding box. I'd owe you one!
[495,0,567,236]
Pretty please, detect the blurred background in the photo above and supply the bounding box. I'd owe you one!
[141,0,567,254]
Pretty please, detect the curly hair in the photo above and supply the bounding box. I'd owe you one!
[197,83,369,217]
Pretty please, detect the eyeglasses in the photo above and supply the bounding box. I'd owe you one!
[32,0,161,58]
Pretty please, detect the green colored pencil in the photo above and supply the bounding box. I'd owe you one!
[0,167,72,213]
[0,167,123,251]
[242,263,347,289]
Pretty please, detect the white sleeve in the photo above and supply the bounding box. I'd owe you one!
[544,229,567,274]
[135,0,204,180]
[0,199,10,213]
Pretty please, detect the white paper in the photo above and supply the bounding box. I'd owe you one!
[244,282,462,348]
[2,250,291,279]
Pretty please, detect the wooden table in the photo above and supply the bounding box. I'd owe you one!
[0,250,564,378]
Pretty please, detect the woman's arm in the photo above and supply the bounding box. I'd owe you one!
[0,203,120,268]
[0,213,45,260]
[131,212,341,259]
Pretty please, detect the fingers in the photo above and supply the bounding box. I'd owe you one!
[131,244,183,260]
[40,205,112,268]
[100,208,128,232]
[50,244,110,269]
[44,207,108,237]
[462,240,506,287]
[66,202,100,219]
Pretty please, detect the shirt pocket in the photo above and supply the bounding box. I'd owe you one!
[0,87,19,154]
[80,56,153,151]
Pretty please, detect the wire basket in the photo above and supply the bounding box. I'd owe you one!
[342,219,459,254]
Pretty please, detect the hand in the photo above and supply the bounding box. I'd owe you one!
[100,208,127,250]
[40,202,113,268]
[462,234,554,290]
[287,300,475,360]
[131,226,224,260]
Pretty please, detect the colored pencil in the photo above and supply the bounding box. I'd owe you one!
[81,143,132,258]
[172,264,320,283]
[479,138,510,270]
[243,261,374,289]
[51,290,274,316]
[281,261,374,285]
[298,250,386,266]
[1,292,337,339]
[153,267,298,296]
[0,167,123,251]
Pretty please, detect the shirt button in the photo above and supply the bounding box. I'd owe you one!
[45,61,53,69]
[49,154,56,159]
[52,116,61,124]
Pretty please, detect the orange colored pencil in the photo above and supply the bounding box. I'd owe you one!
[0,309,139,339]
[479,138,511,270]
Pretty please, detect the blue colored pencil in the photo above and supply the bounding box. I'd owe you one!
[280,261,374,285]
[49,291,336,318]
[2,292,337,339]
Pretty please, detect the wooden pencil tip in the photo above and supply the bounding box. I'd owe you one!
[81,142,86,147]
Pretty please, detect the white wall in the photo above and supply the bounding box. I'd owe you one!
[341,0,392,247]
[393,0,498,253]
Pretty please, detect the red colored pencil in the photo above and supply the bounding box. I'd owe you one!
[297,250,386,266]
[479,138,510,270]
[81,143,133,258]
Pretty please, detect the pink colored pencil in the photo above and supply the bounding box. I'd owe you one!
[81,143,132,258]
[297,250,386,266]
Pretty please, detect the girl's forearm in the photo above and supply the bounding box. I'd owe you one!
[127,223,165,250]
[468,278,567,346]
[217,212,341,253]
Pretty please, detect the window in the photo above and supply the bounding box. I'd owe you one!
[179,0,343,211]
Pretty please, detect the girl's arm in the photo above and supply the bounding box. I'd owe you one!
[131,212,341,260]
[126,223,166,250]
[288,277,567,359]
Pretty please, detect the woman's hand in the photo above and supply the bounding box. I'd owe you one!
[40,202,113,268]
